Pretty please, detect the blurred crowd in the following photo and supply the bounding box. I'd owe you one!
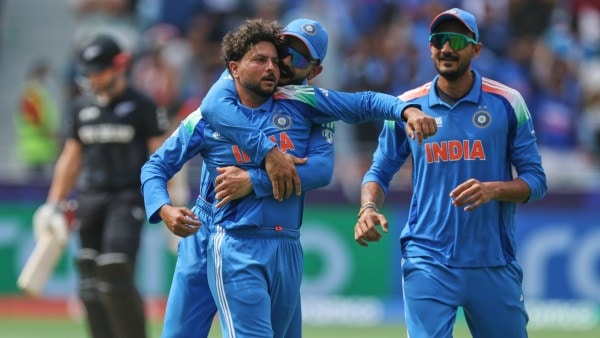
[19,0,600,193]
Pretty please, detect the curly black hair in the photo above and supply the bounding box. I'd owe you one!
[221,19,285,70]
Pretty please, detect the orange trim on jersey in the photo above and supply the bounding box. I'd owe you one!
[481,77,516,97]
[398,82,432,101]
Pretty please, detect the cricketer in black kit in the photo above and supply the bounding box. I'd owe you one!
[33,34,168,338]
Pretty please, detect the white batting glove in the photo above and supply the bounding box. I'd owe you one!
[33,202,69,246]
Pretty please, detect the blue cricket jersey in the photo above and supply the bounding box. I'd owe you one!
[363,71,547,267]
[199,70,419,165]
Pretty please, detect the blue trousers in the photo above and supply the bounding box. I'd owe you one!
[208,226,303,338]
[402,257,529,338]
[161,221,217,338]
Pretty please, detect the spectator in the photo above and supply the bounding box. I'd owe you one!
[13,59,61,180]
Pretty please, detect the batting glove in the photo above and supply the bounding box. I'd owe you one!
[33,202,70,246]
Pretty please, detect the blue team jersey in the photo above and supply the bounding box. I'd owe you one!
[363,71,547,267]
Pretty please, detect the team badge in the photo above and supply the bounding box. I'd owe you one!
[302,24,317,36]
[272,113,292,130]
[472,109,491,128]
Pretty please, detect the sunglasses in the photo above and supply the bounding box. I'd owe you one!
[283,46,318,69]
[429,32,477,51]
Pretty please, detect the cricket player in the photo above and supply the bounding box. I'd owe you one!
[355,8,548,338]
[34,34,167,338]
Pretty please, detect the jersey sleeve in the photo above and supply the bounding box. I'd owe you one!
[248,122,335,198]
[507,93,547,202]
[199,70,276,166]
[274,85,421,124]
[362,121,412,195]
[141,110,207,223]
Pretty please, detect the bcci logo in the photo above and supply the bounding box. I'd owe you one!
[472,109,491,128]
[303,24,317,36]
[272,113,292,130]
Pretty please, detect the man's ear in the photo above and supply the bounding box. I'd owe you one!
[472,42,483,59]
[306,64,323,82]
[228,61,240,78]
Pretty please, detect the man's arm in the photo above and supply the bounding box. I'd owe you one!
[450,93,547,211]
[47,139,82,202]
[248,122,334,196]
[214,123,335,207]
[275,85,437,140]
[449,178,532,212]
[200,71,306,201]
[200,71,276,165]
[355,181,388,247]
[354,121,411,247]
[140,113,205,237]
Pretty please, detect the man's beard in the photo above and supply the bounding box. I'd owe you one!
[244,77,277,97]
[436,54,470,81]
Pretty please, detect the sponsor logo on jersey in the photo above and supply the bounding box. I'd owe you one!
[472,108,491,128]
[435,116,443,127]
[79,107,101,122]
[78,124,135,144]
[425,140,486,163]
[322,128,334,144]
[272,112,292,130]
[115,101,136,117]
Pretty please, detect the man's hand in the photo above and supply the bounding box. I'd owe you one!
[403,107,437,145]
[354,207,389,247]
[33,202,70,245]
[449,178,495,211]
[215,166,253,208]
[264,147,307,201]
[159,204,201,238]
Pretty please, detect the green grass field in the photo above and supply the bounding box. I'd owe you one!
[1,319,599,338]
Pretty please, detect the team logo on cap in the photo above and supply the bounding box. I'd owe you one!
[272,112,292,130]
[82,45,101,61]
[302,24,317,36]
[472,108,491,128]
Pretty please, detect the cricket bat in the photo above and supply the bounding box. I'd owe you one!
[17,230,67,297]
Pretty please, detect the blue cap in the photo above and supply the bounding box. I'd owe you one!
[429,8,479,41]
[282,18,328,62]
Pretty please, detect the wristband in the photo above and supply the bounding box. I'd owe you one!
[357,202,378,218]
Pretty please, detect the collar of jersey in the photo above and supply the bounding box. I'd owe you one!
[428,70,482,107]
[237,96,275,113]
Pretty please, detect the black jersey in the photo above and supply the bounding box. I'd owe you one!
[67,87,167,192]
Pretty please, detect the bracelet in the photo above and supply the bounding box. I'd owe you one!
[357,202,378,218]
